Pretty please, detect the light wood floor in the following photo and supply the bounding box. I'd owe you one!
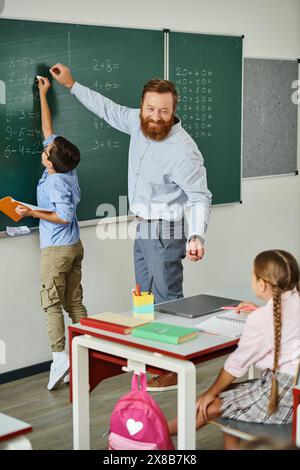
[0,356,227,450]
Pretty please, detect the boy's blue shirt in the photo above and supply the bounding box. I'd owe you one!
[37,134,80,249]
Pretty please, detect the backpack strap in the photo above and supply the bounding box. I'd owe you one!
[131,373,139,391]
[139,372,147,391]
[131,372,147,391]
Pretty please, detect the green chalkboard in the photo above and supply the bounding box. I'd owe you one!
[0,19,164,231]
[169,32,243,204]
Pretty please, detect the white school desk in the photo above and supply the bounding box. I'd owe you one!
[0,413,32,450]
[69,310,239,450]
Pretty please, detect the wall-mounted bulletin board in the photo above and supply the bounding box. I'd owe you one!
[243,58,299,178]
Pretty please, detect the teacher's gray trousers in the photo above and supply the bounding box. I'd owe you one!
[134,219,187,304]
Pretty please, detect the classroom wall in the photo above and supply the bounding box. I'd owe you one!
[1,0,300,373]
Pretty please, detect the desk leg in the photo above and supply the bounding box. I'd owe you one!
[72,335,197,450]
[72,338,90,450]
[177,363,196,450]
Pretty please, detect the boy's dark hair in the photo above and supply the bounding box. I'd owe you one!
[47,136,80,173]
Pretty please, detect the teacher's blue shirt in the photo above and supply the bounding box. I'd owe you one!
[37,135,81,249]
[71,82,212,242]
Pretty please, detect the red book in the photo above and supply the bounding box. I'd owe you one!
[80,317,132,335]
[79,312,150,335]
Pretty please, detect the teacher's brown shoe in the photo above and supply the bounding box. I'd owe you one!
[146,372,178,392]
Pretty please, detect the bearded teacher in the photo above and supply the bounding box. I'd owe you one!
[50,63,212,391]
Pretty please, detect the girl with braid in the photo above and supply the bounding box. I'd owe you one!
[168,250,300,449]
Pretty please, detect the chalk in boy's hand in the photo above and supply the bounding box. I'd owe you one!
[36,75,51,94]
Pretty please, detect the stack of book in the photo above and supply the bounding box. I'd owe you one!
[80,312,150,335]
[80,313,199,345]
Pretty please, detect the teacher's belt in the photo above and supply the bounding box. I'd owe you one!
[136,216,162,223]
[136,216,181,224]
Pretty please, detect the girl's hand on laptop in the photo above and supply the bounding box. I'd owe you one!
[234,301,259,314]
[15,205,33,218]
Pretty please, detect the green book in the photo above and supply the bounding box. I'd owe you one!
[132,322,198,345]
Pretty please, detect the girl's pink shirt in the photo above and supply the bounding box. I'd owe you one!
[224,288,300,378]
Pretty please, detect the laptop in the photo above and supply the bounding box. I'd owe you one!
[155,294,241,319]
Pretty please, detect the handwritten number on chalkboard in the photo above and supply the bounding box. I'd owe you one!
[92,58,120,73]
[176,67,214,140]
[6,109,12,122]
[31,141,41,155]
[18,127,26,140]
[5,126,12,141]
[8,57,15,68]
[4,146,11,159]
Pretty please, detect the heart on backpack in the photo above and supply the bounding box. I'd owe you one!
[126,418,143,436]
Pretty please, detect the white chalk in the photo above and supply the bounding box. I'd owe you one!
[0,80,6,105]
[36,75,43,79]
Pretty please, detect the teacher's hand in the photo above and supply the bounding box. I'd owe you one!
[186,237,204,262]
[50,63,75,89]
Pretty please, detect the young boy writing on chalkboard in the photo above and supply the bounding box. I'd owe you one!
[15,76,87,391]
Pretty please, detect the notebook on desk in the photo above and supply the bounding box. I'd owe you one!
[196,310,247,338]
[155,294,241,319]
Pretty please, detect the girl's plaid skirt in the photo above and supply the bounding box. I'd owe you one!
[219,369,294,424]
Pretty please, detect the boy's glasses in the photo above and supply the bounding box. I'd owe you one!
[42,148,50,159]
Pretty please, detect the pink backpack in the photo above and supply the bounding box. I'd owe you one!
[108,373,175,450]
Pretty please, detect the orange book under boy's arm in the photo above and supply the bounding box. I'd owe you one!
[0,197,65,224]
[0,197,23,222]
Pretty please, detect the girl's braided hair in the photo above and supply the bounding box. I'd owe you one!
[253,250,299,414]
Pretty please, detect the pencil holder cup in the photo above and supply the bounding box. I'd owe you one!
[132,292,155,321]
